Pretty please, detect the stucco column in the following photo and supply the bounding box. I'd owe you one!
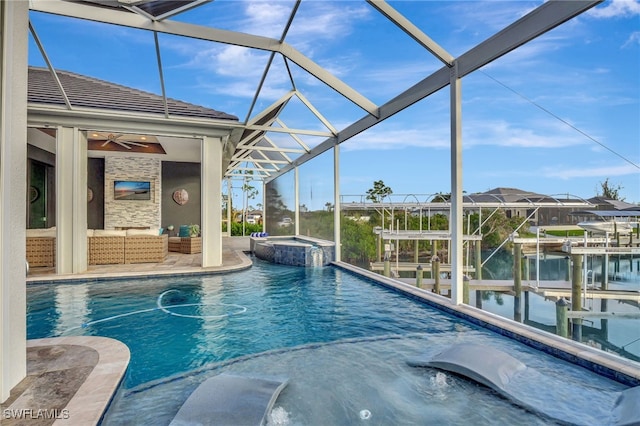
[0,0,29,403]
[56,127,88,274]
[202,136,222,267]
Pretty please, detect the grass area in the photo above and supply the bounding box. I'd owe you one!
[515,230,585,238]
[544,230,586,237]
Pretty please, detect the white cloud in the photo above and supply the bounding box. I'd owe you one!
[286,2,371,47]
[463,118,589,149]
[231,1,370,53]
[623,31,640,48]
[447,2,537,35]
[542,163,640,179]
[242,1,294,38]
[336,110,596,153]
[341,126,450,152]
[209,45,270,78]
[588,0,640,18]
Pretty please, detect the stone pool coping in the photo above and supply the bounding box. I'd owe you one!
[334,261,640,387]
[1,336,129,426]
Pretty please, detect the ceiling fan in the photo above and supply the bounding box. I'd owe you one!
[94,133,149,150]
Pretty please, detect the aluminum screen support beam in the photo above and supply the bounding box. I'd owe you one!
[334,144,341,262]
[456,0,602,78]
[367,0,454,66]
[450,63,463,305]
[29,0,379,117]
[294,167,300,237]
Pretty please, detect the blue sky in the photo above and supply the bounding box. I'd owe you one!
[28,1,639,208]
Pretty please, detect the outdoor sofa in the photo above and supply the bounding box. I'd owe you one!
[89,229,168,265]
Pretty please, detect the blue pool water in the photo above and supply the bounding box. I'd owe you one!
[27,260,627,425]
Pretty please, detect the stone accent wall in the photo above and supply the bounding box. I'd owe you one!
[104,157,161,230]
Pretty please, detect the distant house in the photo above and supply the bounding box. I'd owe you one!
[246,210,263,225]
[569,197,640,224]
[466,187,589,226]
[466,187,545,224]
[586,197,640,211]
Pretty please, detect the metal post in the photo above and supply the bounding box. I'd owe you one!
[556,298,569,338]
[536,227,540,288]
[433,256,441,295]
[383,252,390,278]
[416,265,423,288]
[475,240,482,280]
[513,243,522,296]
[571,254,583,341]
[514,243,522,321]
[475,290,482,309]
[604,231,610,287]
[333,145,341,262]
[463,275,469,305]
[583,230,588,302]
[449,61,464,305]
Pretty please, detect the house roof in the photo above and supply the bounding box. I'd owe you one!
[466,187,549,204]
[28,66,239,121]
[587,197,640,211]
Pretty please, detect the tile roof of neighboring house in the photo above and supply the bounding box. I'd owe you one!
[587,197,640,211]
[28,66,239,122]
[466,187,548,203]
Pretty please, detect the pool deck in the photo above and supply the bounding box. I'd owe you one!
[3,237,251,426]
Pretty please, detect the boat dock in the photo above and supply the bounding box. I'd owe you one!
[396,278,640,302]
[369,262,475,274]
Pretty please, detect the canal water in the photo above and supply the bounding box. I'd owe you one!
[479,249,640,362]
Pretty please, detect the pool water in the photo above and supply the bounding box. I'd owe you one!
[27,260,626,425]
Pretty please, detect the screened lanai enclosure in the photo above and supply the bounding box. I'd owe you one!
[5,0,639,403]
[21,0,606,302]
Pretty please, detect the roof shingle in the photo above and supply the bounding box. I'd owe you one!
[28,66,238,122]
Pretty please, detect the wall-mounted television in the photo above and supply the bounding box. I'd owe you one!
[114,180,151,200]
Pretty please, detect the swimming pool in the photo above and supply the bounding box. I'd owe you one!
[27,259,627,425]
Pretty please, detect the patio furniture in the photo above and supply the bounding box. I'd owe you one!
[125,231,168,264]
[88,229,126,265]
[88,229,168,265]
[168,236,202,254]
[26,227,56,267]
[168,237,182,252]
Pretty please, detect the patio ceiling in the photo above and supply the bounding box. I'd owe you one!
[27,0,601,182]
